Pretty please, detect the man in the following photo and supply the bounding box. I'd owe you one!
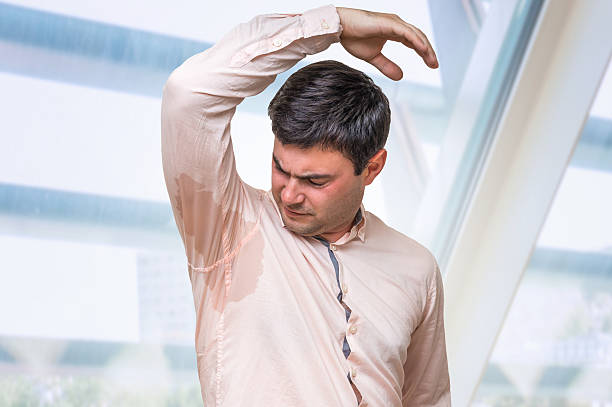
[161,5,450,407]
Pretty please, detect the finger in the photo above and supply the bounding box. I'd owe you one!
[380,19,427,53]
[398,24,437,68]
[368,52,403,81]
[393,28,437,68]
[381,19,438,69]
[406,24,430,53]
[399,35,438,69]
[406,24,438,68]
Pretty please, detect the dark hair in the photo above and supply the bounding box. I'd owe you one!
[268,60,390,175]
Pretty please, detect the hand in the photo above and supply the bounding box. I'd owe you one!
[336,7,438,81]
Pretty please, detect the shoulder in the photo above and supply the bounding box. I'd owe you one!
[364,211,439,284]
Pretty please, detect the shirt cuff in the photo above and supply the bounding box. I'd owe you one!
[301,4,343,39]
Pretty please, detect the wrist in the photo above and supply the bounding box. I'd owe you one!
[335,7,345,36]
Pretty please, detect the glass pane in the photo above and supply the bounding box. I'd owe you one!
[0,0,543,404]
[472,61,612,405]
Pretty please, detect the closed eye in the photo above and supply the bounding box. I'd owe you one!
[308,179,326,187]
[273,155,330,187]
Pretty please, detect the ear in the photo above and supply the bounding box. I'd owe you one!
[362,149,387,186]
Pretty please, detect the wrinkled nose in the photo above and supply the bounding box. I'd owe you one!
[281,178,304,206]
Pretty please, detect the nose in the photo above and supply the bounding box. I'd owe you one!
[281,178,305,206]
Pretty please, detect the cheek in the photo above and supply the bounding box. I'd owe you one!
[309,186,341,211]
[323,181,362,209]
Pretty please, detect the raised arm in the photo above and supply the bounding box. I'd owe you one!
[161,6,344,272]
[161,5,438,273]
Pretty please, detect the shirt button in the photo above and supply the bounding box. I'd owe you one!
[342,284,348,294]
[272,38,282,47]
[349,326,357,334]
[321,20,329,29]
[330,244,337,251]
[351,367,357,378]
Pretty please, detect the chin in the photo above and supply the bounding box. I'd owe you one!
[283,218,320,237]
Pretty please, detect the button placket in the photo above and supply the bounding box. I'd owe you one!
[335,252,363,406]
[315,237,362,405]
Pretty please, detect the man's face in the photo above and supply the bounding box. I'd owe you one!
[271,138,365,238]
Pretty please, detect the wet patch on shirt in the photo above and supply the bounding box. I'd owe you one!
[225,228,264,305]
[173,172,224,268]
[172,172,264,312]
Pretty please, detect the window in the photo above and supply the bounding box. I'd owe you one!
[473,60,612,406]
[0,0,543,403]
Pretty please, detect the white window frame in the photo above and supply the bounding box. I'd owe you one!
[443,1,612,406]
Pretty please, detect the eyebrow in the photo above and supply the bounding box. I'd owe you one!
[273,155,332,180]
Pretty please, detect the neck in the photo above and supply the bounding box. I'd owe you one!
[318,224,353,243]
[317,209,362,243]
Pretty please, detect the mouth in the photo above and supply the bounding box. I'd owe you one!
[283,206,311,217]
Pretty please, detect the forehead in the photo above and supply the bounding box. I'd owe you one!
[272,138,353,175]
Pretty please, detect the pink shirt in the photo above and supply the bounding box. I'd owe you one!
[161,5,450,406]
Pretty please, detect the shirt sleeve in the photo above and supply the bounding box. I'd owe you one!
[161,6,342,273]
[402,258,452,406]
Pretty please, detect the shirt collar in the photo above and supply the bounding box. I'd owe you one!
[339,204,367,244]
[266,190,366,243]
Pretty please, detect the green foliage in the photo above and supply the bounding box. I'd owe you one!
[0,375,202,407]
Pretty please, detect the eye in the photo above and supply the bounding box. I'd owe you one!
[308,179,326,187]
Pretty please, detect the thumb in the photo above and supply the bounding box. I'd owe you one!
[368,53,403,81]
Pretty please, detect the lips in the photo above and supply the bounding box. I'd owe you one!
[284,206,309,216]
